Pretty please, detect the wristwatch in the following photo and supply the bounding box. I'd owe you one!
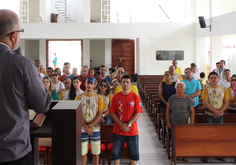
[88,124,93,129]
[127,122,131,127]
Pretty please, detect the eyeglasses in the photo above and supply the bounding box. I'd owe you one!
[52,74,58,77]
[231,79,236,81]
[39,68,44,70]
[100,84,107,88]
[6,28,24,36]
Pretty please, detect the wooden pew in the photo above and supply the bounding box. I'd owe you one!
[166,113,236,160]
[173,123,236,165]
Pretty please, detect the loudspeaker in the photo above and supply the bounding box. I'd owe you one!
[198,16,206,28]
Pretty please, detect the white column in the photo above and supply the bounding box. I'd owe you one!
[19,39,25,56]
[83,39,90,68]
[84,0,91,23]
[139,38,148,75]
[39,40,47,67]
[135,38,140,74]
[39,0,50,23]
[212,36,223,69]
[105,39,112,69]
[196,37,207,73]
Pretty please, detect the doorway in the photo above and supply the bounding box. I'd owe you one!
[112,39,135,76]
[46,40,83,73]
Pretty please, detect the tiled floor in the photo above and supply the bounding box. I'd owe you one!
[137,106,236,165]
[40,103,236,165]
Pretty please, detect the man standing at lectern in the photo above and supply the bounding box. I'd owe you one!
[0,9,51,164]
[75,76,106,165]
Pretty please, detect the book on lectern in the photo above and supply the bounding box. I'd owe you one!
[29,109,46,127]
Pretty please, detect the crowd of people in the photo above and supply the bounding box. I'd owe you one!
[159,60,235,162]
[36,58,236,164]
[35,61,141,165]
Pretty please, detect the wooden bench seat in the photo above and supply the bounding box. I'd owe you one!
[173,123,236,165]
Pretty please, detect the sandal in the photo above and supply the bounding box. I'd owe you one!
[182,158,188,162]
[201,158,206,162]
[217,158,226,161]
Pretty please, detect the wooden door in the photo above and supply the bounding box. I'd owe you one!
[112,39,135,76]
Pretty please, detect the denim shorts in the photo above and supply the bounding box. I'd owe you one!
[111,133,139,161]
[205,114,223,123]
[104,114,113,124]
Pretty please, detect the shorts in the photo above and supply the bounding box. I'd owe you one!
[82,131,100,156]
[111,133,139,161]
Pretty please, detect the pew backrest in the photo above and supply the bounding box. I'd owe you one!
[173,123,236,165]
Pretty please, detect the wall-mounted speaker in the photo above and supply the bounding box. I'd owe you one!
[198,16,206,28]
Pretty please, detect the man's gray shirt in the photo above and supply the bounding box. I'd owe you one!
[0,43,51,162]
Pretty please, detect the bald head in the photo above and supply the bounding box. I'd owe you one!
[0,9,20,39]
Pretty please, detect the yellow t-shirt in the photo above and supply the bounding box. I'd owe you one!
[110,72,116,79]
[175,67,183,75]
[59,89,69,100]
[75,93,106,130]
[202,85,229,116]
[100,94,113,112]
[115,85,139,96]
[162,73,183,82]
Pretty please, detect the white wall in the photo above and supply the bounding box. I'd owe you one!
[105,39,112,70]
[39,39,47,67]
[29,0,39,23]
[90,0,101,21]
[147,38,195,75]
[74,0,90,23]
[21,22,195,39]
[212,36,223,68]
[212,0,236,17]
[19,40,25,56]
[135,38,140,74]
[196,11,236,37]
[139,38,148,75]
[196,37,208,73]
[90,40,105,68]
[83,39,90,68]
[24,40,40,62]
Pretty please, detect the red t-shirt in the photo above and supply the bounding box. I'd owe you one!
[59,75,67,82]
[109,91,143,136]
[78,74,93,91]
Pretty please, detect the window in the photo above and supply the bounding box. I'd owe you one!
[47,40,82,73]
[156,50,184,60]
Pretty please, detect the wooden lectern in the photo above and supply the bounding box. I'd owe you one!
[51,100,82,165]
[30,100,82,165]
